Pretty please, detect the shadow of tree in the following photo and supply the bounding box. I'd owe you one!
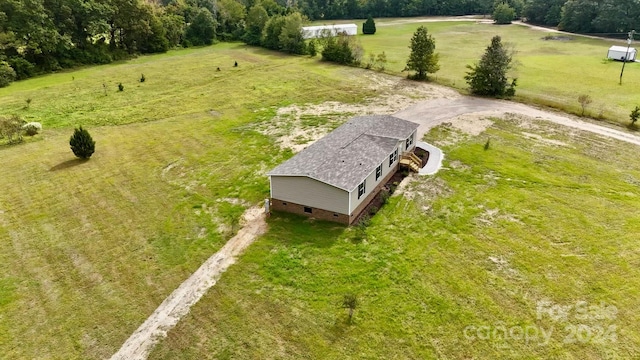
[49,158,89,171]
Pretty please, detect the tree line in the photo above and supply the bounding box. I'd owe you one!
[1,0,639,86]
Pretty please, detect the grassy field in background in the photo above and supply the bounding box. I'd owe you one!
[0,43,377,359]
[347,18,640,122]
[151,117,640,359]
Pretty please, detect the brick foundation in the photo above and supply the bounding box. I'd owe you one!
[270,166,399,226]
[270,199,350,224]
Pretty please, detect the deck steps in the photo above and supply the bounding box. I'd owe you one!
[399,156,420,172]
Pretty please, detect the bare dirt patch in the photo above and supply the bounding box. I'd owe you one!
[255,73,460,152]
[521,132,569,147]
[110,206,267,360]
[448,115,494,136]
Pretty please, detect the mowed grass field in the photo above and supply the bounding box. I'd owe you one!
[0,43,377,359]
[351,19,640,122]
[2,19,640,360]
[151,117,640,359]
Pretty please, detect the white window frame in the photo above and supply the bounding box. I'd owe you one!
[375,163,382,181]
[406,134,413,150]
[357,180,366,199]
[389,148,398,167]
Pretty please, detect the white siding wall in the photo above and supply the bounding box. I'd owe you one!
[348,142,402,215]
[271,176,349,214]
[404,130,417,152]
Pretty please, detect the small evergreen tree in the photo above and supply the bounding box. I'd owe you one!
[493,2,516,24]
[308,39,317,57]
[404,26,439,80]
[70,127,96,159]
[362,15,376,35]
[630,106,640,126]
[465,35,517,97]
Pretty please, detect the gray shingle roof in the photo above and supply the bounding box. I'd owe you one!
[268,115,419,191]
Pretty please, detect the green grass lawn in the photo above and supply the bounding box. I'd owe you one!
[0,43,378,359]
[354,19,640,122]
[151,117,640,359]
[2,23,640,360]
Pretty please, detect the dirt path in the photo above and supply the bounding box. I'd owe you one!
[395,96,640,146]
[110,206,267,360]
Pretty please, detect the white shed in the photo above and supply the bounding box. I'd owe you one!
[607,46,637,62]
[302,24,358,39]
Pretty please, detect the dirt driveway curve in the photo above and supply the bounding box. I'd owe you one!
[395,96,640,147]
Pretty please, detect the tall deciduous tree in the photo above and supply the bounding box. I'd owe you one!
[278,12,306,54]
[404,25,439,80]
[243,3,268,45]
[261,14,285,50]
[465,35,516,97]
[185,7,216,45]
[493,2,515,24]
[217,0,246,40]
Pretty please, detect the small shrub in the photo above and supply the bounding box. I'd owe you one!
[140,74,146,83]
[484,137,491,150]
[364,53,375,69]
[118,83,124,92]
[342,293,358,323]
[0,115,26,144]
[23,122,42,136]
[24,98,32,110]
[369,206,378,216]
[380,190,390,205]
[69,126,96,159]
[0,61,17,88]
[308,39,317,57]
[375,51,387,71]
[578,94,592,116]
[631,106,640,127]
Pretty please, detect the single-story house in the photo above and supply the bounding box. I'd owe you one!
[301,24,358,39]
[268,115,420,225]
[607,45,637,62]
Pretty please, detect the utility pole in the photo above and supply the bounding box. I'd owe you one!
[619,30,635,85]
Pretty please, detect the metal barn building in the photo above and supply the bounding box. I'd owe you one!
[301,24,358,39]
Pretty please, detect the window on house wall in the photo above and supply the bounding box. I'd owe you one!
[376,163,382,181]
[358,180,366,199]
[406,134,413,150]
[389,148,398,167]
[304,206,312,214]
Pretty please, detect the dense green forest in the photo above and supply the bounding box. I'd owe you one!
[0,0,638,85]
